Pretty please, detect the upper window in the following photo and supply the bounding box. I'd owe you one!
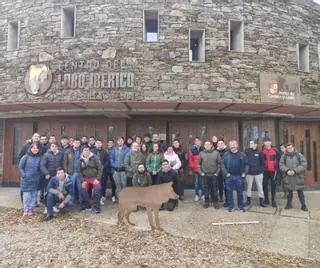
[189,30,205,62]
[61,6,76,38]
[229,20,244,52]
[144,10,159,42]
[7,21,19,51]
[297,43,309,72]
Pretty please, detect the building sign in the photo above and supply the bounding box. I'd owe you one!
[24,64,53,95]
[260,73,301,105]
[24,58,136,95]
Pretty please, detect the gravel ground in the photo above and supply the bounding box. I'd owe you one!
[0,208,319,268]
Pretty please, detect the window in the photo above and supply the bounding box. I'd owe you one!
[297,43,309,72]
[229,20,244,52]
[143,10,159,42]
[189,30,205,62]
[61,6,76,38]
[7,21,19,51]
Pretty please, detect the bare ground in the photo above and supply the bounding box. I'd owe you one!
[0,207,319,268]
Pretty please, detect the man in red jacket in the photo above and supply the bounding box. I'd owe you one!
[188,137,204,201]
[262,137,280,207]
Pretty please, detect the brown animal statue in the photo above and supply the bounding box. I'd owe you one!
[118,181,179,231]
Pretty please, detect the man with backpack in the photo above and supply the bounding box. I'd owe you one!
[279,143,308,211]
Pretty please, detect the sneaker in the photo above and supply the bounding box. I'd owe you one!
[112,196,116,203]
[194,195,200,202]
[301,204,308,212]
[100,197,105,206]
[93,208,101,214]
[44,214,53,221]
[228,208,233,212]
[43,207,47,214]
[223,202,228,207]
[53,206,60,213]
[201,195,205,201]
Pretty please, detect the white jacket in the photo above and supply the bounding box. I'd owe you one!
[164,152,182,170]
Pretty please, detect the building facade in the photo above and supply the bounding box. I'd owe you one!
[0,0,319,186]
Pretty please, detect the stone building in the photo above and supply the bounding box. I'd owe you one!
[0,0,319,186]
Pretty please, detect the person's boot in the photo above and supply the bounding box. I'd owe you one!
[272,199,277,208]
[93,189,101,213]
[245,197,251,206]
[264,199,269,206]
[259,198,267,207]
[284,201,293,209]
[203,203,209,209]
[213,203,220,209]
[301,204,308,212]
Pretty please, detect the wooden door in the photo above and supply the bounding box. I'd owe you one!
[127,117,167,140]
[279,121,319,185]
[3,120,34,186]
[241,119,276,150]
[3,117,127,185]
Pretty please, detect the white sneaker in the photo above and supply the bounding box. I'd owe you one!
[53,206,60,213]
[112,196,116,203]
[100,197,105,206]
[194,195,200,202]
[201,195,205,201]
[43,207,47,214]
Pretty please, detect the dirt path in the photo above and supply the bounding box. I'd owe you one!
[0,208,319,268]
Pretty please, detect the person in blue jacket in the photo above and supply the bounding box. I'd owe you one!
[44,167,74,221]
[221,140,248,212]
[19,144,42,217]
[110,136,130,197]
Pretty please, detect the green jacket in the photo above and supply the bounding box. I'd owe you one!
[124,151,145,178]
[133,172,152,187]
[146,152,162,173]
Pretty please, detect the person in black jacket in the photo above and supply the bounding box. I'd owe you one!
[157,160,181,211]
[245,140,266,207]
[216,139,229,206]
[172,139,185,200]
[40,142,63,206]
[92,139,110,205]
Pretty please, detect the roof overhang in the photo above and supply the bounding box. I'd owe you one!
[0,101,319,120]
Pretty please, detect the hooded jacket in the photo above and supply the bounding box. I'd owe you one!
[146,151,163,173]
[124,150,145,178]
[279,151,307,191]
[78,153,103,182]
[19,149,42,192]
[163,151,182,171]
[40,150,64,177]
[188,145,201,173]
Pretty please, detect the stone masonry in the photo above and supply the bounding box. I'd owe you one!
[0,0,319,106]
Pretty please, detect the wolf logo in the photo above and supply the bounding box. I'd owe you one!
[24,64,52,95]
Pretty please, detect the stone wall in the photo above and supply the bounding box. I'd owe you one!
[0,0,319,105]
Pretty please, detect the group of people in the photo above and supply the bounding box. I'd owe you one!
[18,131,309,221]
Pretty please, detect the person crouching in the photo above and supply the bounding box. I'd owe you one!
[133,164,152,187]
[44,168,74,221]
[79,146,103,213]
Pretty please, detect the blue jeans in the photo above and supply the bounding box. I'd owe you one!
[70,172,83,202]
[193,172,205,196]
[226,175,244,210]
[23,191,37,212]
[46,193,72,216]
